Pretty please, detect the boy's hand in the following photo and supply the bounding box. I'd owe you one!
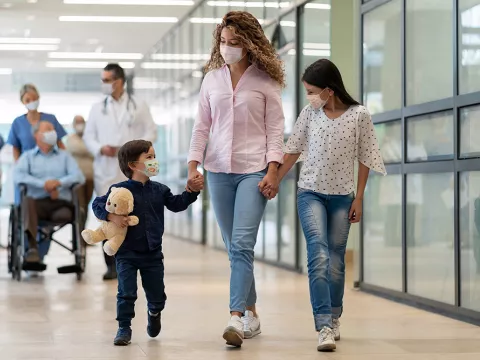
[107,213,129,228]
[187,172,204,192]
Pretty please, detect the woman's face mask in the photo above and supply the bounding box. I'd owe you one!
[25,100,39,112]
[220,44,244,65]
[307,88,329,110]
[74,123,85,134]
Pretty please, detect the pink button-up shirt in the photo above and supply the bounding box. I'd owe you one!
[188,64,285,174]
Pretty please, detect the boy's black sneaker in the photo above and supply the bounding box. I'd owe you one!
[114,327,132,346]
[147,311,161,338]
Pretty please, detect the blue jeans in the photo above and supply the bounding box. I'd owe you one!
[297,188,354,331]
[115,248,166,328]
[207,170,267,313]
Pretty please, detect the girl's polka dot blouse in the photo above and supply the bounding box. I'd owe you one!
[285,104,387,196]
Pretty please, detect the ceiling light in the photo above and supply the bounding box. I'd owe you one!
[206,1,291,8]
[189,17,223,24]
[64,0,193,4]
[0,37,60,44]
[303,43,330,50]
[45,61,135,69]
[27,0,38,3]
[48,52,143,60]
[0,44,59,51]
[141,62,198,69]
[305,3,331,10]
[150,53,210,61]
[59,16,178,23]
[280,20,296,27]
[303,49,330,57]
[0,68,13,75]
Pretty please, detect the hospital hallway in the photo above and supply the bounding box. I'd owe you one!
[0,237,480,360]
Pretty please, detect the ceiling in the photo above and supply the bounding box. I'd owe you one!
[0,0,196,72]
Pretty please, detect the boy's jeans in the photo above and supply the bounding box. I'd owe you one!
[115,248,166,328]
[297,188,354,331]
[207,170,267,314]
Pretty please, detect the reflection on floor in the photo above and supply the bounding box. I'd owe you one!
[1,227,480,359]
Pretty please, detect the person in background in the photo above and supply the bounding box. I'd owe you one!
[271,59,386,352]
[187,11,285,348]
[13,121,85,264]
[0,134,5,150]
[83,63,158,281]
[7,84,67,162]
[64,115,94,234]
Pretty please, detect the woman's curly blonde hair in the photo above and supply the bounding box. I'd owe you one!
[205,11,285,87]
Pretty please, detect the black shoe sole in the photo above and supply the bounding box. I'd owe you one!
[114,339,131,346]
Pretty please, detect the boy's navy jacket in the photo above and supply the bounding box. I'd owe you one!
[92,179,199,253]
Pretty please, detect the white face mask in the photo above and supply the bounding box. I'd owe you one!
[307,89,329,110]
[74,123,85,134]
[101,82,113,96]
[136,159,159,178]
[42,130,58,146]
[25,100,39,111]
[220,44,244,65]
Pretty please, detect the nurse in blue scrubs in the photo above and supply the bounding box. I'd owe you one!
[7,84,67,161]
[7,84,67,262]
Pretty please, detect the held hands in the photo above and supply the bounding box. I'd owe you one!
[44,179,61,193]
[101,145,117,157]
[258,171,279,200]
[186,169,204,193]
[348,198,363,223]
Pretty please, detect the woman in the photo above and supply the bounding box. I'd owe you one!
[274,59,386,352]
[7,84,66,161]
[187,11,285,348]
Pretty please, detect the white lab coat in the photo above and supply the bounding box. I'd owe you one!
[83,93,157,197]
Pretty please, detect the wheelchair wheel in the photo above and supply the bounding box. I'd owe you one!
[7,206,14,274]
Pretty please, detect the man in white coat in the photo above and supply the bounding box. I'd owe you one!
[84,63,157,280]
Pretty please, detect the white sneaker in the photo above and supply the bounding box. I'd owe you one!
[332,318,340,341]
[223,315,244,347]
[317,327,336,352]
[242,310,261,339]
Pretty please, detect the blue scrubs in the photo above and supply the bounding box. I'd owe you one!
[7,113,67,260]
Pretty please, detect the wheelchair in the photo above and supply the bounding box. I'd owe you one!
[7,183,86,281]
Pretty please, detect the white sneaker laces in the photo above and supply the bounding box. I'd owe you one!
[319,327,334,342]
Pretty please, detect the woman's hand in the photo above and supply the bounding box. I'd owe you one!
[258,170,279,200]
[349,198,363,223]
[187,165,204,192]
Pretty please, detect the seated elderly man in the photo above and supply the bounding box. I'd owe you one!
[14,121,85,264]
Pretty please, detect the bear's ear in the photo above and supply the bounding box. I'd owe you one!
[128,199,134,213]
[110,187,118,193]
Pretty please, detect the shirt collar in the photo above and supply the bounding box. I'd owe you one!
[108,91,127,104]
[34,146,58,155]
[127,178,151,186]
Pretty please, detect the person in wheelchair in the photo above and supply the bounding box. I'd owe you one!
[13,121,85,264]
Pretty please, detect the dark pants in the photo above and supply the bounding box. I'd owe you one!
[115,248,167,328]
[23,197,74,257]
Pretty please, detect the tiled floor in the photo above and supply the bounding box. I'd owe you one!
[0,235,480,360]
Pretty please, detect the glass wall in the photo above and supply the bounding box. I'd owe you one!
[361,0,480,321]
[137,0,331,270]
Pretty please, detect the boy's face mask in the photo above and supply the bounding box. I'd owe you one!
[135,159,159,177]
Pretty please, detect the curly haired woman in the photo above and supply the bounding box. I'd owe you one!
[187,11,285,348]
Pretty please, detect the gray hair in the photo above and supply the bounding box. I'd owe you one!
[20,83,39,102]
[31,121,51,136]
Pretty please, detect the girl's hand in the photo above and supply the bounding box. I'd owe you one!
[187,169,204,192]
[258,172,279,200]
[349,198,363,223]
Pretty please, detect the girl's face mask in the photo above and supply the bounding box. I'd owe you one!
[307,88,330,110]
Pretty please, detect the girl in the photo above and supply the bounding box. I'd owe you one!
[274,59,386,351]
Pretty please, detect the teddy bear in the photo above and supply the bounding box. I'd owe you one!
[81,187,139,256]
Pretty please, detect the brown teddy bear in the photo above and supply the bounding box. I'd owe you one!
[82,187,139,256]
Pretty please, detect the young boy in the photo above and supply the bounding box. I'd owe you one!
[92,139,203,346]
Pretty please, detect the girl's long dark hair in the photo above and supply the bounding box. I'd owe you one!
[302,59,360,106]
